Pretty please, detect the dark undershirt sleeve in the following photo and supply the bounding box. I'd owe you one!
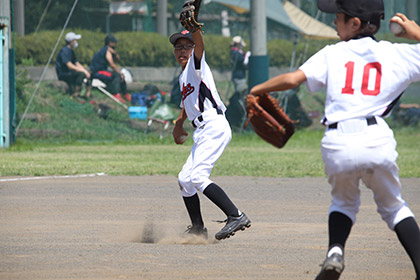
[194,55,201,70]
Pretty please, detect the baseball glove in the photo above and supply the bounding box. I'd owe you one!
[179,0,203,32]
[245,92,295,149]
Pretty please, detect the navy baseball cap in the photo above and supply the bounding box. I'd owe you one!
[105,34,118,45]
[169,30,194,45]
[317,0,384,23]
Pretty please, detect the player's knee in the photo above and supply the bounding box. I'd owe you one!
[190,178,203,191]
[177,173,189,189]
[190,175,212,193]
[180,186,196,197]
[112,72,122,82]
[177,178,193,196]
[178,167,188,181]
[329,205,358,225]
[379,205,414,230]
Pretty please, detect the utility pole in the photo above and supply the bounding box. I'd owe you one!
[248,0,268,90]
[156,0,167,36]
[14,0,24,36]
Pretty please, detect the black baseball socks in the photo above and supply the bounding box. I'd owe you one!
[203,183,240,217]
[183,193,204,228]
[395,217,420,277]
[327,211,353,256]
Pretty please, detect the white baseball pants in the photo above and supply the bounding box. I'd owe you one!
[178,110,231,197]
[321,116,414,230]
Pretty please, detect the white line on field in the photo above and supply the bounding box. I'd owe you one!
[0,173,106,182]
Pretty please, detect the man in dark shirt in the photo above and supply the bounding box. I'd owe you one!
[230,36,250,97]
[55,32,92,103]
[90,34,130,104]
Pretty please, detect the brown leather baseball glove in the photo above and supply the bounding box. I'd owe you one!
[245,92,295,148]
[179,0,203,32]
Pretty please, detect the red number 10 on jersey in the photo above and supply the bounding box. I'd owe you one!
[342,61,382,96]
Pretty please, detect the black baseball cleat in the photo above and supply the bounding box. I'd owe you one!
[215,212,251,240]
[315,253,345,280]
[185,225,208,239]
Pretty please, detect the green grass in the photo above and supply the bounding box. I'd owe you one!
[16,82,159,142]
[2,129,419,177]
[7,74,420,178]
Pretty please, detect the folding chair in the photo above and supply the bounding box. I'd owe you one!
[91,78,128,110]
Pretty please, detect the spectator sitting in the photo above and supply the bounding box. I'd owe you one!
[90,34,131,104]
[55,32,93,104]
[230,36,250,97]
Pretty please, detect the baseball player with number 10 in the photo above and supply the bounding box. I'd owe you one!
[250,0,420,279]
[171,1,251,241]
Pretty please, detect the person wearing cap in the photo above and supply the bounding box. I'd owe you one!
[170,29,251,241]
[55,32,92,103]
[230,36,250,96]
[249,0,420,279]
[90,34,130,103]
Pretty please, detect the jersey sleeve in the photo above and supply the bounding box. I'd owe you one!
[397,43,420,83]
[299,46,329,93]
[187,50,207,81]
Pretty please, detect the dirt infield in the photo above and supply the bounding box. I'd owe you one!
[0,175,419,280]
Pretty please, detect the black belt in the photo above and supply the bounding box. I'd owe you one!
[328,116,377,129]
[192,108,223,128]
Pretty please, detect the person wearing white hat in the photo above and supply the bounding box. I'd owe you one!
[230,36,250,96]
[55,32,93,104]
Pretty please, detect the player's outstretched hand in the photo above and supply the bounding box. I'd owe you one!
[391,13,420,41]
[179,0,203,32]
[173,124,189,145]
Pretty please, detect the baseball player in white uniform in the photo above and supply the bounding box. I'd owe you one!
[249,0,420,279]
[171,29,251,240]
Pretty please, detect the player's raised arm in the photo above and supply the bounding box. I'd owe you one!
[192,30,204,62]
[179,0,204,62]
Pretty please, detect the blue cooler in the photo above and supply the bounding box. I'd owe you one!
[129,106,148,120]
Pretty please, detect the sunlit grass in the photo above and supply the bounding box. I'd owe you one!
[2,129,419,178]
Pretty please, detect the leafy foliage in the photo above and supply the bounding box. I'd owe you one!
[16,30,174,68]
[16,30,336,70]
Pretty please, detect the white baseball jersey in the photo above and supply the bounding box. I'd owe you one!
[299,37,420,124]
[299,37,420,230]
[179,51,226,121]
[177,51,231,196]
